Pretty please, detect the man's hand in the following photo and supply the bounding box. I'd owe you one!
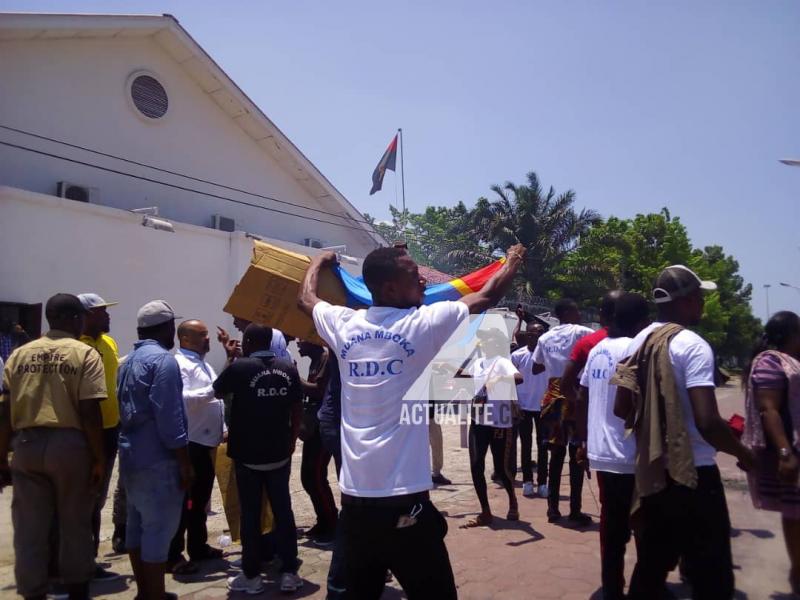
[778,452,800,484]
[575,444,588,468]
[317,250,338,266]
[736,446,756,473]
[225,339,242,360]
[515,303,525,321]
[506,243,526,264]
[217,326,230,345]
[298,251,339,317]
[89,460,106,494]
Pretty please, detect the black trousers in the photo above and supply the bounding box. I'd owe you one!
[92,425,119,557]
[341,498,456,600]
[168,441,216,562]
[319,419,346,599]
[300,426,338,531]
[628,465,734,600]
[235,461,298,577]
[469,423,515,513]
[548,443,584,515]
[518,410,548,485]
[597,471,636,600]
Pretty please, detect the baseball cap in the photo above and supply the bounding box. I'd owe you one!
[78,293,119,311]
[652,265,717,304]
[137,300,181,328]
[45,293,88,317]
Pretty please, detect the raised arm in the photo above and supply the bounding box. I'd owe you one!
[460,244,526,315]
[297,251,339,317]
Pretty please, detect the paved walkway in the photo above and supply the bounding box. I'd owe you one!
[0,381,795,599]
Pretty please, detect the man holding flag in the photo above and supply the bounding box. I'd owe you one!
[298,242,526,599]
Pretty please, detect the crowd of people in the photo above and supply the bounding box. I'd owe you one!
[1,242,800,600]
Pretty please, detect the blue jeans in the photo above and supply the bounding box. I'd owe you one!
[235,461,298,577]
[122,459,183,563]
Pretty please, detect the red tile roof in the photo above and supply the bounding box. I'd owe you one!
[419,265,454,285]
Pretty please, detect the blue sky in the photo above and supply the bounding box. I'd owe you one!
[4,1,799,316]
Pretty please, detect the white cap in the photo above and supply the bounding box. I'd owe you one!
[136,300,181,328]
[78,293,118,310]
[652,265,717,304]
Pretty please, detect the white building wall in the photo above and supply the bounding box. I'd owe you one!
[0,35,374,257]
[0,186,353,372]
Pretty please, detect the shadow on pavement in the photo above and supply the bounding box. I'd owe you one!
[89,575,133,596]
[731,527,775,540]
[503,520,544,547]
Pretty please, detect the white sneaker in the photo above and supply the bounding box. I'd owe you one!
[537,484,549,498]
[227,572,264,595]
[522,481,535,497]
[280,572,304,593]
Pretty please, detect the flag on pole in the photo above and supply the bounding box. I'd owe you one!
[369,134,398,195]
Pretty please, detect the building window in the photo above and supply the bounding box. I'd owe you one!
[129,72,169,119]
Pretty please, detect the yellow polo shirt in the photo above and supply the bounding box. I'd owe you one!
[1,330,107,430]
[80,333,120,429]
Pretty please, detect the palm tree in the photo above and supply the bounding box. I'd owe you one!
[451,171,600,297]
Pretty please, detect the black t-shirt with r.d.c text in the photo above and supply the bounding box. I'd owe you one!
[213,354,302,465]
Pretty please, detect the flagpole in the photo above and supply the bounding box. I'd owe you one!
[398,128,406,215]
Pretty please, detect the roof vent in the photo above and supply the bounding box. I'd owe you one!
[213,214,236,232]
[130,73,168,119]
[56,181,91,203]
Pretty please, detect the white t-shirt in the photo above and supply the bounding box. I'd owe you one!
[470,355,519,428]
[532,323,594,378]
[511,346,547,411]
[312,300,469,497]
[624,322,717,467]
[580,337,635,474]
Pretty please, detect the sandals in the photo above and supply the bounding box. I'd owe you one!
[460,513,494,528]
[167,557,198,575]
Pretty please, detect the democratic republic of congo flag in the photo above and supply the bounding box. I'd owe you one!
[369,134,398,195]
[335,258,507,307]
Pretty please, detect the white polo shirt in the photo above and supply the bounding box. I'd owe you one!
[313,300,469,497]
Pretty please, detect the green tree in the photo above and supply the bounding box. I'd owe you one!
[555,210,759,365]
[456,171,600,297]
[364,204,486,275]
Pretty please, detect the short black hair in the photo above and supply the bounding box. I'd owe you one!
[613,293,650,337]
[599,290,623,320]
[244,323,273,350]
[554,298,578,320]
[137,320,173,340]
[362,247,408,296]
[764,311,800,348]
[45,293,86,320]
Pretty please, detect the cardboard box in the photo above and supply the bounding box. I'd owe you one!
[223,241,347,345]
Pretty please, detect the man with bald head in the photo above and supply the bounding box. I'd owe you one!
[167,319,225,571]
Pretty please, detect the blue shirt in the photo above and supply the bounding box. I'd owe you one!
[117,339,188,471]
[317,356,341,426]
